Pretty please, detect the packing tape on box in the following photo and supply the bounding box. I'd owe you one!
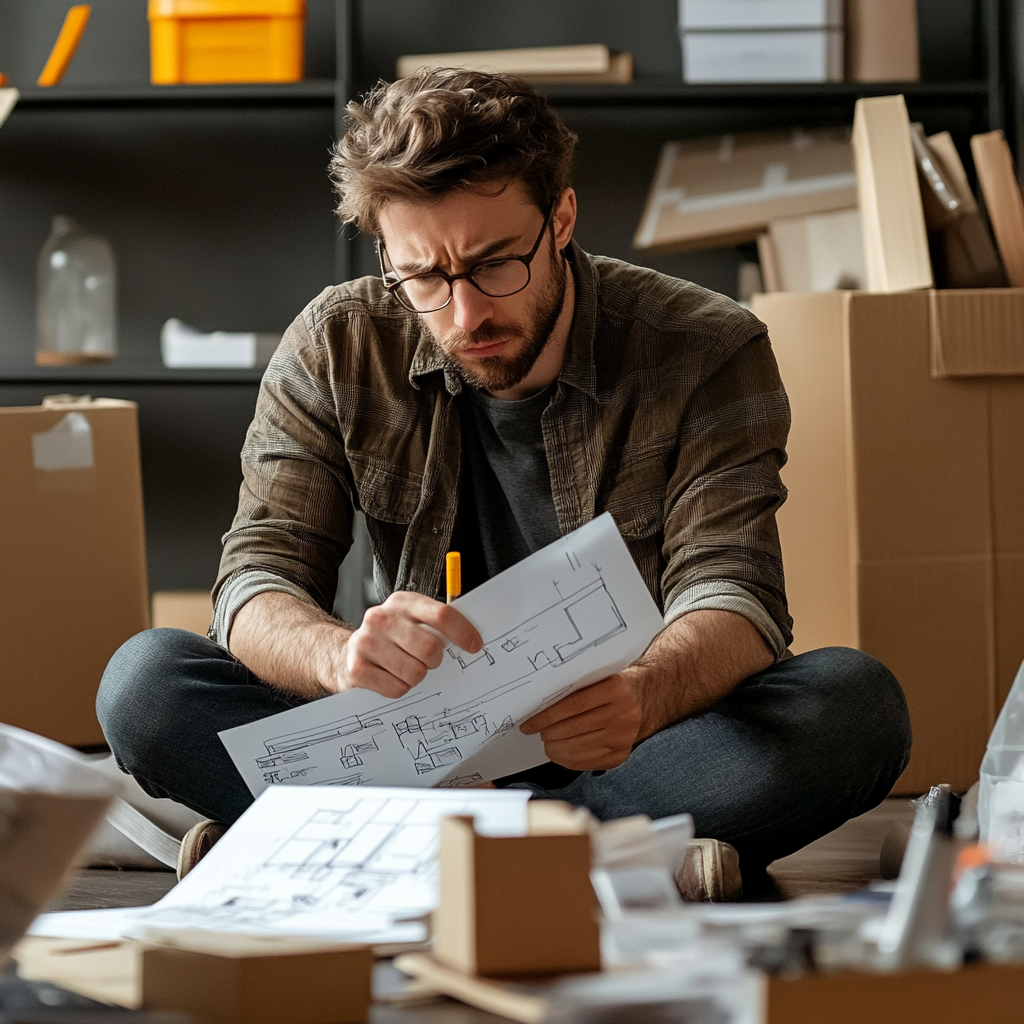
[31,413,94,471]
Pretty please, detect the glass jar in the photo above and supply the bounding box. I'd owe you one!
[36,216,117,365]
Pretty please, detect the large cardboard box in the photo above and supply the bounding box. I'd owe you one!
[0,398,149,746]
[752,290,1024,793]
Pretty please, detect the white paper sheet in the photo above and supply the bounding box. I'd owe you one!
[31,786,529,944]
[221,513,664,795]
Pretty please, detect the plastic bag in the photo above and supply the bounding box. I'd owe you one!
[0,724,119,960]
[979,659,1024,861]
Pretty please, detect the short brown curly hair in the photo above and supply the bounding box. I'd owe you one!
[330,69,578,235]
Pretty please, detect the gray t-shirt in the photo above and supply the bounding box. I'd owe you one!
[454,382,562,589]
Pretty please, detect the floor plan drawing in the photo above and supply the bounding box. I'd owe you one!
[220,513,666,795]
[125,787,530,942]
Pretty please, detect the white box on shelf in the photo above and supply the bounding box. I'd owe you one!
[679,0,843,30]
[681,29,843,83]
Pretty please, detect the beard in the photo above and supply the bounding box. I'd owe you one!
[426,238,568,393]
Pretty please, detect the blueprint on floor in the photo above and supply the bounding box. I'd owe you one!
[220,513,665,795]
[30,786,529,944]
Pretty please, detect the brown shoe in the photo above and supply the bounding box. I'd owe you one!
[176,820,228,880]
[675,838,743,902]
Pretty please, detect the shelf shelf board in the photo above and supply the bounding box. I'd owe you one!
[10,78,991,111]
[0,363,266,385]
[542,78,993,106]
[12,80,338,109]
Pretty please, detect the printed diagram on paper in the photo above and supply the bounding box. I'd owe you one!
[220,513,665,794]
[28,787,530,944]
[136,790,523,939]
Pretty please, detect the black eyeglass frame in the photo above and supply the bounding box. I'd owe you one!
[376,199,556,313]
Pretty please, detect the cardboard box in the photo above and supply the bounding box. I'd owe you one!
[0,398,149,746]
[141,932,372,1024]
[395,952,1024,1024]
[752,290,1024,793]
[766,963,1024,1024]
[635,128,856,254]
[434,814,601,977]
[151,590,213,636]
[845,0,919,83]
[16,933,373,1023]
[681,30,844,83]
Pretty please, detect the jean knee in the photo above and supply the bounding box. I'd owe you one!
[810,646,912,762]
[97,628,209,759]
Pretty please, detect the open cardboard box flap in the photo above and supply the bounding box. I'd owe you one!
[930,288,1024,377]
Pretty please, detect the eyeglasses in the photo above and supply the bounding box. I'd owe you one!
[377,201,555,314]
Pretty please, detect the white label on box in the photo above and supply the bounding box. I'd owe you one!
[682,29,844,83]
[679,0,843,30]
[32,413,94,471]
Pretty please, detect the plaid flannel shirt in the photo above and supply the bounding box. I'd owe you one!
[212,242,794,656]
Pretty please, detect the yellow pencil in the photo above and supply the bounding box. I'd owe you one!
[446,551,461,604]
[37,5,92,88]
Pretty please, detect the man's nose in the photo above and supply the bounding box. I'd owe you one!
[451,279,493,333]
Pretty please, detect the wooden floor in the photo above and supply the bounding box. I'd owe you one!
[48,797,916,914]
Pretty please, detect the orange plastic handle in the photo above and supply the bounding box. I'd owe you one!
[37,5,91,87]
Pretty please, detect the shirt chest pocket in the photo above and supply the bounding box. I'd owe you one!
[351,456,423,525]
[600,454,665,540]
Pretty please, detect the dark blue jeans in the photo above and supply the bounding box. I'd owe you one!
[97,630,911,870]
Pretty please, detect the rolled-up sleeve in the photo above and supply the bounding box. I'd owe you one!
[211,311,356,647]
[661,332,793,657]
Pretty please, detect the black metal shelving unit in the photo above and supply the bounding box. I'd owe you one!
[0,0,1008,594]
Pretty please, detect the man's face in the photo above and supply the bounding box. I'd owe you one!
[377,185,575,393]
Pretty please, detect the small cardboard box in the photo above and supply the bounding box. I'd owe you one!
[141,932,372,1024]
[766,962,1024,1024]
[434,814,601,977]
[0,398,149,746]
[752,290,1024,793]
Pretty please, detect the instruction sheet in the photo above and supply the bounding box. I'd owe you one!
[220,513,665,794]
[31,785,530,944]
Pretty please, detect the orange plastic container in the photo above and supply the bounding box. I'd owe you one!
[148,0,305,85]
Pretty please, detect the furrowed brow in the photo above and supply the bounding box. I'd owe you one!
[393,233,523,276]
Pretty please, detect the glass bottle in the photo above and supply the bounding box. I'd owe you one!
[36,216,117,365]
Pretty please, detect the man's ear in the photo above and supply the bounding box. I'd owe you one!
[553,188,577,250]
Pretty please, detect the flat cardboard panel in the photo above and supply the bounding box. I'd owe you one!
[930,289,1024,377]
[852,96,933,293]
[858,557,993,794]
[754,291,856,654]
[845,293,991,561]
[0,400,149,745]
[634,128,856,254]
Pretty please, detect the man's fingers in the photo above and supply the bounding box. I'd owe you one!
[533,704,621,743]
[339,659,412,699]
[371,592,483,654]
[420,603,483,654]
[521,675,623,734]
[347,631,430,689]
